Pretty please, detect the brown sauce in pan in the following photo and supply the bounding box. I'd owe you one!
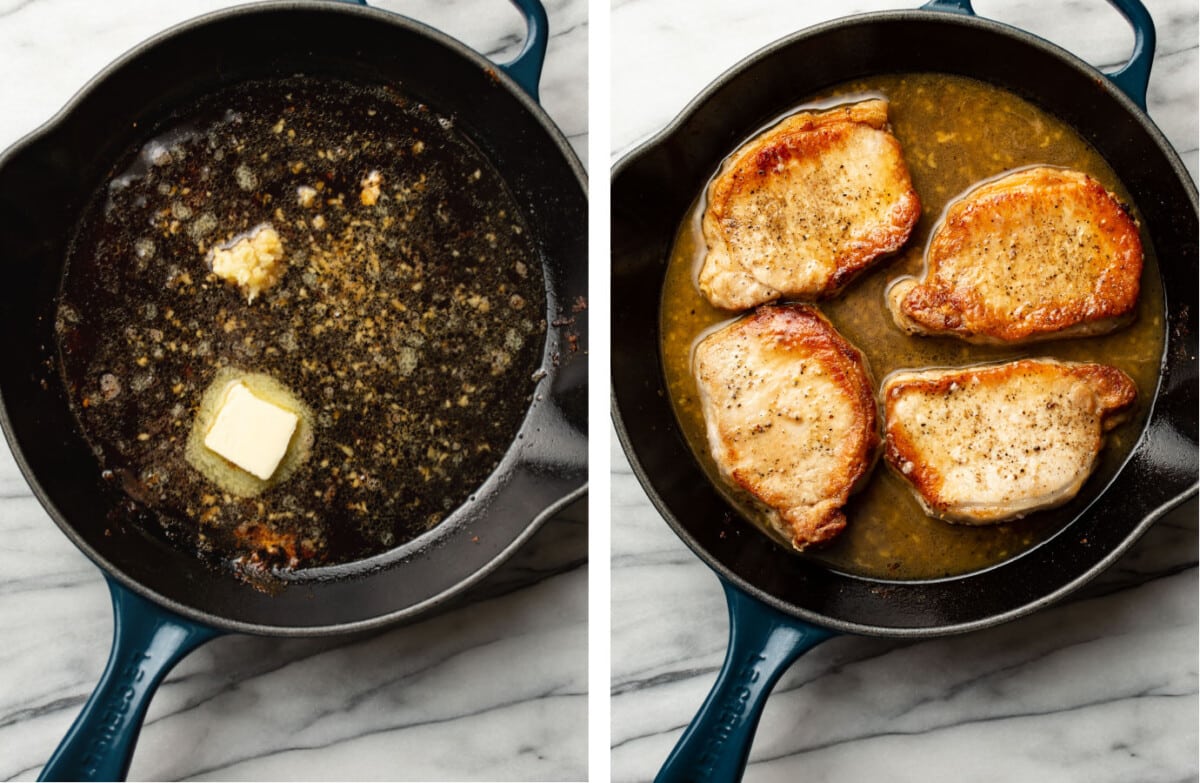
[56,76,546,581]
[661,73,1164,580]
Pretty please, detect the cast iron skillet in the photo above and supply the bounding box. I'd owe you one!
[0,0,586,779]
[611,0,1197,779]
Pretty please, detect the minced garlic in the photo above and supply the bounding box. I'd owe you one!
[360,170,383,206]
[209,225,286,302]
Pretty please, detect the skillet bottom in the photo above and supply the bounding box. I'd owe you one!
[57,75,546,579]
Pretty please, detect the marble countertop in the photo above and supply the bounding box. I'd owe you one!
[610,1,1198,781]
[0,0,587,780]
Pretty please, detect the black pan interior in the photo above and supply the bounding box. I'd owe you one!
[0,4,587,633]
[611,11,1197,635]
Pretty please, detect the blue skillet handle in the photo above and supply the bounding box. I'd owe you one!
[497,0,549,103]
[655,579,837,783]
[919,0,975,14]
[336,0,548,103]
[920,0,1156,110]
[1103,0,1155,110]
[39,577,222,781]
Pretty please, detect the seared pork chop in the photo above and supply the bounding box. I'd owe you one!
[888,166,1142,343]
[693,305,880,549]
[699,99,921,310]
[883,359,1137,524]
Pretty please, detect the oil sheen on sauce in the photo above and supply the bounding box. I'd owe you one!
[660,73,1164,580]
[57,76,546,581]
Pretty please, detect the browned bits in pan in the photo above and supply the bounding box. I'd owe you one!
[56,76,547,580]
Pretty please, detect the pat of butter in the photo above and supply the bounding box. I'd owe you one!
[203,382,298,480]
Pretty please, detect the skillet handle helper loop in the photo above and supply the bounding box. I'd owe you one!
[920,0,1156,110]
[39,577,222,782]
[655,580,837,783]
[498,0,549,102]
[1102,0,1156,110]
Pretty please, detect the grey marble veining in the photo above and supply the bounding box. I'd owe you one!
[0,1,588,780]
[610,1,1198,781]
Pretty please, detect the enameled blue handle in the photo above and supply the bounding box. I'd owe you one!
[920,0,975,15]
[1103,0,1156,110]
[921,0,1156,109]
[39,578,221,782]
[655,580,837,783]
[497,0,549,102]
[339,0,548,102]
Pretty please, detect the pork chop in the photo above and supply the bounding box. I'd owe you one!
[888,166,1142,343]
[699,99,921,310]
[882,359,1137,524]
[693,304,880,549]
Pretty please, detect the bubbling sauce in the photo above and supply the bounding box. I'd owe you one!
[661,73,1164,580]
[57,76,546,581]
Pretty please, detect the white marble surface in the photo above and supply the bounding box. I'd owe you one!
[610,1,1198,781]
[0,1,587,780]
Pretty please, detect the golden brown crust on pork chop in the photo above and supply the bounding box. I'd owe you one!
[693,305,880,549]
[889,167,1142,343]
[883,359,1137,524]
[699,99,921,310]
